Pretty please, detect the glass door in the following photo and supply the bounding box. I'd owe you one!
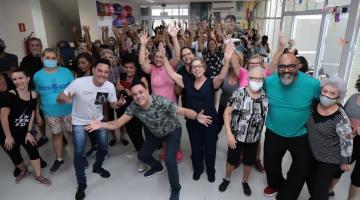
[317,13,349,77]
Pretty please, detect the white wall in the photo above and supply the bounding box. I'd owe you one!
[0,0,37,59]
[78,0,138,41]
[40,0,73,47]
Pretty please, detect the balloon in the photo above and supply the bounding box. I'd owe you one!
[123,5,133,16]
[112,18,124,28]
[119,9,127,19]
[106,3,114,16]
[96,1,106,17]
[127,16,135,25]
[113,3,122,15]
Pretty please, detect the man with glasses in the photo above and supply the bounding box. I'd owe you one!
[262,52,320,200]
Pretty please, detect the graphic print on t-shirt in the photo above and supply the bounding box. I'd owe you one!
[14,109,30,127]
[95,92,108,105]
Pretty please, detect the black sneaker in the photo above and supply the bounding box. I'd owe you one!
[75,183,87,200]
[63,135,68,146]
[85,147,97,157]
[93,168,111,178]
[37,137,49,147]
[192,173,201,181]
[207,174,215,183]
[242,182,252,196]
[219,179,230,192]
[109,139,116,146]
[144,166,165,178]
[169,189,180,200]
[13,167,21,177]
[50,160,64,174]
[40,158,47,168]
[329,191,335,197]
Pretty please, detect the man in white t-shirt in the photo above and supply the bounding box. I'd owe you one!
[57,59,126,200]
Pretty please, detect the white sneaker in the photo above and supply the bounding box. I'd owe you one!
[137,161,145,172]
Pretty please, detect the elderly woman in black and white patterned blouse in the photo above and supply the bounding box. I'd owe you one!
[306,76,353,200]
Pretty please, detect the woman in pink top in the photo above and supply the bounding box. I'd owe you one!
[139,28,180,103]
[139,27,183,161]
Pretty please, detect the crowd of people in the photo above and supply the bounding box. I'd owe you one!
[0,14,359,200]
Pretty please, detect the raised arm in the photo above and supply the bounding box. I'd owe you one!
[82,26,92,51]
[267,32,287,74]
[168,26,181,65]
[161,44,184,88]
[101,26,109,45]
[85,114,133,132]
[138,30,151,74]
[213,41,235,89]
[71,25,80,48]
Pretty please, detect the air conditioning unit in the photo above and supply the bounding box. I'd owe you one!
[212,1,235,10]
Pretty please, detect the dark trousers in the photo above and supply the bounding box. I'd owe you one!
[138,127,182,191]
[263,129,311,200]
[186,120,218,176]
[307,158,339,200]
[1,138,40,165]
[125,117,144,151]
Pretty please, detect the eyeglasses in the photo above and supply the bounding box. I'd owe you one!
[249,77,264,82]
[278,64,297,71]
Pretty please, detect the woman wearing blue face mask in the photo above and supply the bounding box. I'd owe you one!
[306,76,353,200]
[33,48,74,174]
[219,66,268,196]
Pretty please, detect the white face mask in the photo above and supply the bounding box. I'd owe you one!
[320,95,337,107]
[249,80,263,92]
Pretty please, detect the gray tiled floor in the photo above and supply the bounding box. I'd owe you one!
[0,118,352,200]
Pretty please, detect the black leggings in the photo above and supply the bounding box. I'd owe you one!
[1,138,40,166]
[307,158,339,200]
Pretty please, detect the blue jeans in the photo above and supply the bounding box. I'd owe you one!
[138,126,182,191]
[72,125,108,184]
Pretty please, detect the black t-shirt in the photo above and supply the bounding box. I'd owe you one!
[177,66,193,108]
[0,53,18,72]
[20,55,43,78]
[0,90,36,141]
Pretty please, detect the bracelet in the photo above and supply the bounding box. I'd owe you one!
[194,112,199,121]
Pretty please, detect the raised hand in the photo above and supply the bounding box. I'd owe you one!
[278,32,287,48]
[4,136,15,150]
[224,41,235,61]
[82,25,90,32]
[84,119,102,132]
[196,110,213,127]
[168,25,179,37]
[25,133,37,146]
[139,30,150,45]
[158,42,166,58]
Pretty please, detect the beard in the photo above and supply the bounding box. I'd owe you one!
[279,73,296,85]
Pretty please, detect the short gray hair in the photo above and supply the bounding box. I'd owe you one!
[321,76,347,99]
[248,66,265,78]
[100,49,114,58]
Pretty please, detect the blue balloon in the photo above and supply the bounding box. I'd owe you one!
[113,18,124,27]
[113,3,122,14]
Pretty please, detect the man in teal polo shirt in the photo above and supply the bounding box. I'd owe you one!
[262,53,320,200]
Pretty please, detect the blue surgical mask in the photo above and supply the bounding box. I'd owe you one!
[44,59,57,68]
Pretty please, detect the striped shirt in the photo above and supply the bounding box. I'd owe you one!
[307,105,353,164]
